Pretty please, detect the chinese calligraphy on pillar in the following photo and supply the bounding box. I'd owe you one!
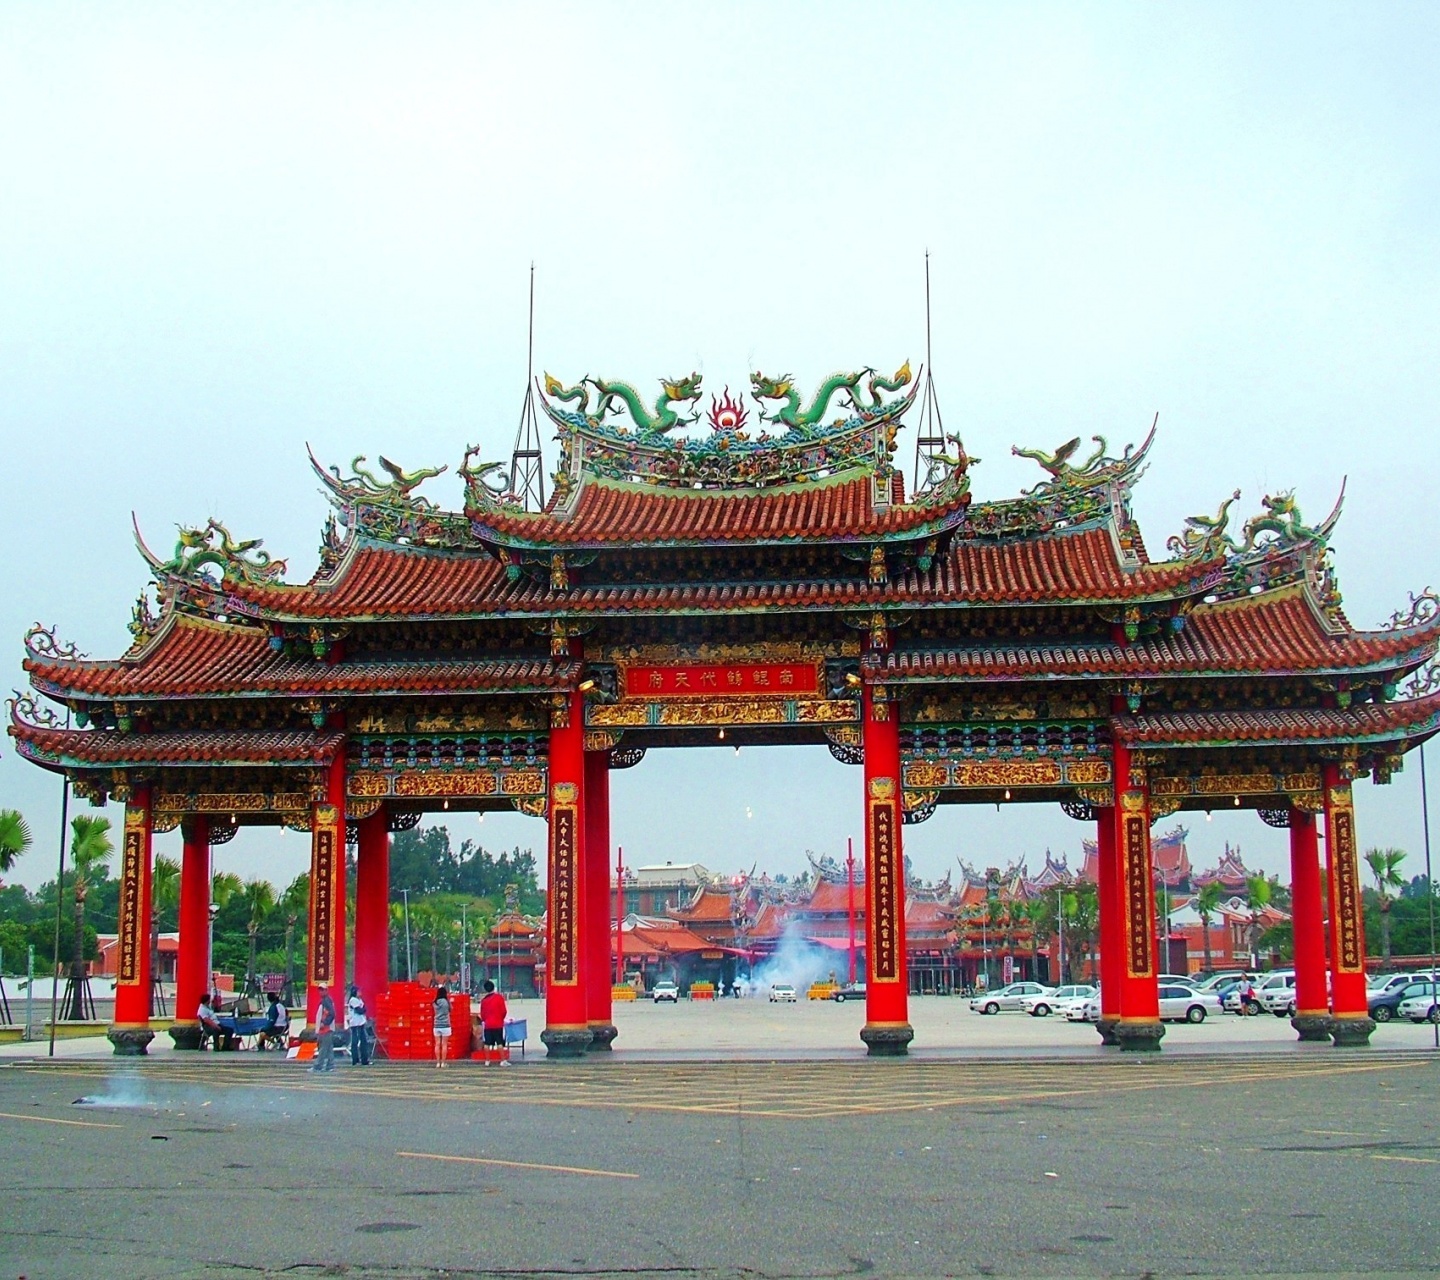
[868,779,901,982]
[550,786,579,985]
[308,804,339,986]
[116,806,147,986]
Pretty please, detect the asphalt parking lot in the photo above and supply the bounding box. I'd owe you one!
[0,1001,1437,1280]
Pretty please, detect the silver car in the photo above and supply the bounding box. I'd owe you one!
[1021,984,1096,1017]
[1158,984,1221,1023]
[970,982,1054,1015]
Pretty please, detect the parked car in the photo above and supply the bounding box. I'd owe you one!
[1373,980,1439,1023]
[1194,972,1247,992]
[970,982,1055,1015]
[1073,990,1103,1022]
[652,980,679,1003]
[1021,985,1096,1017]
[769,984,798,1003]
[830,983,866,1003]
[1157,974,1200,989]
[1158,984,1221,1023]
[1368,973,1416,997]
[1255,972,1298,1016]
[1396,984,1440,1023]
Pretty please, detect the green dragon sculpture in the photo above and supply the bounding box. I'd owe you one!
[1166,489,1242,560]
[331,455,446,505]
[1238,490,1327,551]
[543,373,592,415]
[850,361,913,412]
[749,369,871,430]
[459,444,513,498]
[584,373,704,434]
[145,518,288,586]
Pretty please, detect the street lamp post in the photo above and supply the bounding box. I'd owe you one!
[1421,742,1437,1052]
[460,902,468,994]
[1057,884,1065,986]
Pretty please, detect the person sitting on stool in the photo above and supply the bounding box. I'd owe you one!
[196,993,223,1050]
[259,992,289,1050]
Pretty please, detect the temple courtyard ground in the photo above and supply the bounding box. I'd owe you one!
[1,1000,1438,1279]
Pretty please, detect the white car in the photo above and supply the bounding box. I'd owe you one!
[1022,985,1096,1017]
[1158,984,1221,1023]
[768,984,797,1003]
[970,982,1054,1015]
[1157,974,1199,989]
[1397,984,1440,1023]
[1254,972,1298,1016]
[1195,972,1246,992]
[652,980,679,1003]
[1073,990,1103,1022]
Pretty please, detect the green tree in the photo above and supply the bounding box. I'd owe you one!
[0,810,33,874]
[67,815,113,1019]
[150,854,180,1015]
[1363,848,1406,964]
[241,878,277,996]
[1193,881,1224,974]
[1243,873,1272,966]
[279,873,309,1000]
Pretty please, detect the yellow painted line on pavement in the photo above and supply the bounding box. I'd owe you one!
[397,1149,638,1179]
[0,1110,122,1129]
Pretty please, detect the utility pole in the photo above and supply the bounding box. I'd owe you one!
[1057,884,1065,986]
[614,845,625,987]
[846,838,857,986]
[1421,743,1437,1051]
[460,902,468,994]
[47,707,71,1058]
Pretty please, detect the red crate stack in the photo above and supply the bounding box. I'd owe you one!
[374,983,471,1060]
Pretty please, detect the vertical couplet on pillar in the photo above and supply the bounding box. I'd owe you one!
[542,679,592,1057]
[1288,806,1331,1041]
[169,816,211,1049]
[1094,807,1122,1043]
[109,786,156,1055]
[1111,739,1163,1051]
[860,676,913,1056]
[307,750,347,1026]
[1323,764,1374,1046]
[584,748,616,1049]
[353,806,390,1007]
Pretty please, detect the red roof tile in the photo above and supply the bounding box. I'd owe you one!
[1114,691,1440,747]
[474,472,967,547]
[9,724,344,768]
[882,589,1438,680]
[668,887,739,923]
[27,615,579,700]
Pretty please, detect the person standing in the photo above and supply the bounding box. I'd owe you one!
[432,984,452,1069]
[312,987,338,1073]
[479,979,508,1066]
[346,984,371,1066]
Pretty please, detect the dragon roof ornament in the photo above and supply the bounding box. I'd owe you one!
[135,515,288,588]
[514,364,922,500]
[308,447,470,552]
[23,624,86,663]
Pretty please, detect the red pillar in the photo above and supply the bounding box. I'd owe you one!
[1288,807,1330,1041]
[168,816,211,1049]
[1094,806,1122,1042]
[1112,738,1163,1051]
[306,750,347,1026]
[584,749,616,1049]
[108,786,156,1055]
[542,682,591,1056]
[353,807,389,1008]
[861,678,913,1055]
[1323,765,1374,1045]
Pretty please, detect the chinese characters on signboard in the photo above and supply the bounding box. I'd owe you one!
[116,820,145,985]
[1123,814,1153,977]
[310,822,337,985]
[1331,807,1363,972]
[550,806,578,984]
[869,798,900,981]
[624,662,820,699]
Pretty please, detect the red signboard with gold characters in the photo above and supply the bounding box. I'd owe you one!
[867,786,902,982]
[624,662,820,699]
[1122,814,1154,977]
[549,790,579,985]
[116,807,148,986]
[308,805,340,986]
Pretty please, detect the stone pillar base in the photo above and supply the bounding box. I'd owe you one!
[107,1026,155,1056]
[860,1023,914,1056]
[587,1023,618,1051]
[541,1026,595,1058]
[1291,1013,1333,1043]
[1095,1017,1120,1046]
[1330,1015,1376,1047]
[168,1021,204,1051]
[1114,1020,1165,1052]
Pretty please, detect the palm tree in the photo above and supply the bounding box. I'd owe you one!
[1363,848,1407,964]
[241,878,277,998]
[211,871,243,911]
[279,874,309,1003]
[1194,881,1223,974]
[150,854,180,1014]
[1243,873,1272,967]
[0,809,33,874]
[67,815,113,1020]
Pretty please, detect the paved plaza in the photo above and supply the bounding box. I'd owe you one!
[1,1000,1437,1279]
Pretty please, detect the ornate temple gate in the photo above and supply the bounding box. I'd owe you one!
[11,365,1440,1055]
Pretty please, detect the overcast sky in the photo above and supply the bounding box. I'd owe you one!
[2,4,1437,896]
